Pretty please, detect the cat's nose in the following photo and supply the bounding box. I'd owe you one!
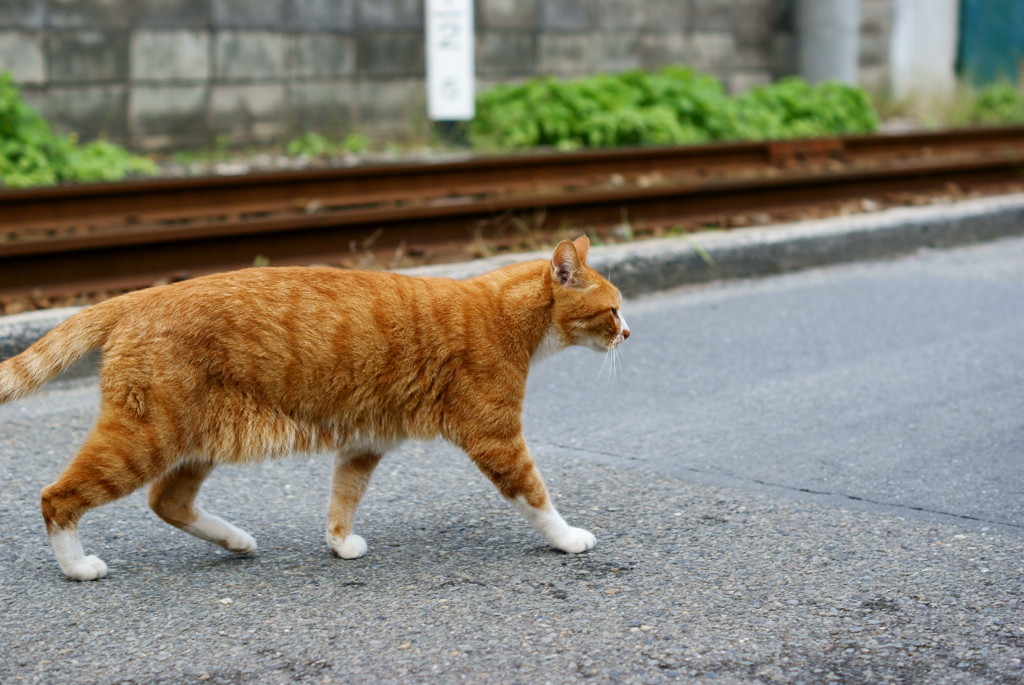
[622,328,630,339]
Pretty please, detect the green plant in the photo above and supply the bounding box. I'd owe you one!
[63,140,160,183]
[343,132,371,154]
[0,72,157,188]
[471,67,880,150]
[735,77,878,139]
[286,131,336,157]
[962,84,1024,125]
[285,131,372,158]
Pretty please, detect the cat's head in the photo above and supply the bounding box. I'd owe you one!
[549,236,630,352]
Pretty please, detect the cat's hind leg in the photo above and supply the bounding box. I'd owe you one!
[148,462,256,555]
[326,449,383,559]
[41,415,165,581]
[463,435,595,554]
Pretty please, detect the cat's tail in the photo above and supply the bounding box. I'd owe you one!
[0,299,123,404]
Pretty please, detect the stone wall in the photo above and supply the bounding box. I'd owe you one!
[859,0,895,92]
[0,0,892,150]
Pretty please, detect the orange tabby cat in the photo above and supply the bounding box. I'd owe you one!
[0,236,629,580]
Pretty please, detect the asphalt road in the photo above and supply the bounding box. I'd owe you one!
[0,237,1022,684]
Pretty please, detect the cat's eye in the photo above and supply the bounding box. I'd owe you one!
[610,308,619,318]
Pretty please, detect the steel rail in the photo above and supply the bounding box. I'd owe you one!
[2,126,1024,300]
[5,126,1024,231]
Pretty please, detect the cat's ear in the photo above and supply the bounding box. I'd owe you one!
[572,235,590,263]
[552,239,585,288]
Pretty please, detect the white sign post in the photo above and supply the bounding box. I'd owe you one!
[425,0,475,121]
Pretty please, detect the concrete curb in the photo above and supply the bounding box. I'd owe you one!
[3,192,1024,376]
[403,192,1024,294]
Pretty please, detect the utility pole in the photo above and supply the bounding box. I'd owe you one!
[797,0,861,84]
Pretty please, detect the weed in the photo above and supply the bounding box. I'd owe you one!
[284,131,372,159]
[286,131,336,158]
[471,66,879,150]
[343,132,371,154]
[0,72,157,188]
[958,84,1024,125]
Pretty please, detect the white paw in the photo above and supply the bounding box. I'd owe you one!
[184,513,257,555]
[328,533,367,559]
[64,555,108,581]
[551,527,597,554]
[221,529,257,555]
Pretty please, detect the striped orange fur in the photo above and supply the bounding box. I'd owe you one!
[0,236,630,580]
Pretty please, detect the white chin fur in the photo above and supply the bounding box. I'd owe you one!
[532,328,567,365]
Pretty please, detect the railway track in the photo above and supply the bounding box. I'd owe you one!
[2,125,1024,306]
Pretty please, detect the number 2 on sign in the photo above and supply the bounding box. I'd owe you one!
[437,20,460,49]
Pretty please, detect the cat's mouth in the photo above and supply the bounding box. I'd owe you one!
[606,334,628,350]
[582,331,629,352]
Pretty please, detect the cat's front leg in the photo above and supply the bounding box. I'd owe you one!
[508,496,596,553]
[326,450,383,559]
[463,435,595,554]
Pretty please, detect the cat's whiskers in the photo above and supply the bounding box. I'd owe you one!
[596,348,612,385]
[596,345,624,387]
